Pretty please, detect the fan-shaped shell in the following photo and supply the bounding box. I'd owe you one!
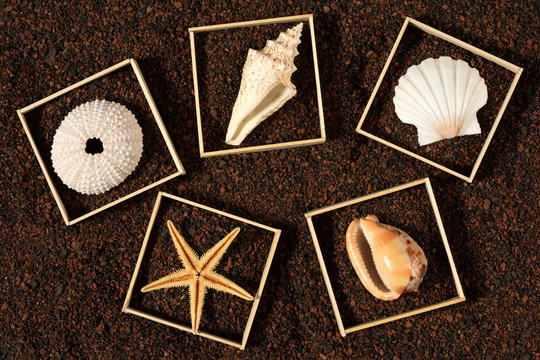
[225,23,303,146]
[345,215,427,301]
[51,100,143,195]
[393,57,488,146]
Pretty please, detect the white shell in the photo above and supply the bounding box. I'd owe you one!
[51,100,143,195]
[225,23,303,146]
[393,57,488,146]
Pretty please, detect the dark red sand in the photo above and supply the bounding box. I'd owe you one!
[0,1,538,359]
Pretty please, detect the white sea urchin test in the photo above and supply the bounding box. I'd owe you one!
[51,99,143,195]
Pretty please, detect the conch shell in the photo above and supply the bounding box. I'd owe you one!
[225,23,303,146]
[346,215,427,301]
[393,57,488,146]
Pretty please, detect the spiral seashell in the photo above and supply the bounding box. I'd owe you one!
[51,100,143,195]
[346,215,427,301]
[225,23,303,146]
[393,57,488,146]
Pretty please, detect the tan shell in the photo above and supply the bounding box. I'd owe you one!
[345,215,427,301]
[225,23,303,146]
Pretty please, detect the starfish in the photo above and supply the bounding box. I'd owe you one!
[142,220,254,334]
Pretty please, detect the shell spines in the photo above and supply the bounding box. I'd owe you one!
[225,23,303,146]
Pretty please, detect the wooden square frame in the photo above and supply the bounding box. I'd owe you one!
[123,192,281,349]
[16,59,186,226]
[304,178,465,336]
[189,14,326,158]
[355,17,523,183]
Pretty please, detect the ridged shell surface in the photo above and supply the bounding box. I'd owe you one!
[393,57,488,146]
[225,23,303,146]
[51,100,143,195]
[345,215,428,301]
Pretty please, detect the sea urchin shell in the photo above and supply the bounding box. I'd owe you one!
[346,215,427,301]
[51,100,143,195]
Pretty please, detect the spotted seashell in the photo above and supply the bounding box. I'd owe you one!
[51,99,143,195]
[346,215,427,301]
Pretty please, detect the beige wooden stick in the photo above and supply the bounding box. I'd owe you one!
[189,31,206,156]
[469,68,523,181]
[19,59,131,114]
[356,18,410,132]
[122,192,163,311]
[16,111,71,225]
[201,138,325,158]
[305,178,427,218]
[189,14,312,33]
[344,297,466,333]
[123,308,244,348]
[425,178,465,299]
[129,59,185,173]
[409,18,521,73]
[161,192,281,232]
[308,15,326,139]
[241,230,281,349]
[67,172,182,226]
[358,130,472,182]
[306,217,346,336]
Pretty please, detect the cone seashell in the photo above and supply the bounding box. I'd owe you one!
[51,100,143,195]
[225,23,303,146]
[393,57,488,146]
[346,215,427,301]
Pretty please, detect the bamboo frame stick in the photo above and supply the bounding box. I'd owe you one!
[241,230,281,349]
[344,297,465,333]
[16,59,185,225]
[308,15,326,140]
[304,178,465,336]
[424,178,465,298]
[16,109,71,224]
[124,308,243,348]
[123,192,282,349]
[189,14,326,158]
[200,138,325,158]
[355,17,523,182]
[122,192,163,312]
[18,59,131,114]
[305,178,427,218]
[189,14,312,32]
[355,17,410,132]
[306,217,346,336]
[129,59,185,174]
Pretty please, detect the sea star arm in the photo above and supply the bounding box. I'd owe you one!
[203,272,254,301]
[190,280,208,333]
[141,269,194,293]
[199,227,241,272]
[167,220,199,272]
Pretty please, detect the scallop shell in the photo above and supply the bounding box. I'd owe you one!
[393,57,488,146]
[51,100,143,195]
[346,215,427,301]
[225,23,303,146]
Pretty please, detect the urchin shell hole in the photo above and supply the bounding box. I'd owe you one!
[85,138,104,155]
